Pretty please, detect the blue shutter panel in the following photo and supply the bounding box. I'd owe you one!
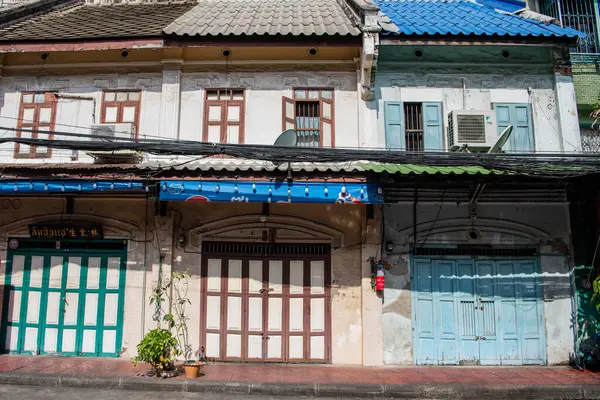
[512,104,533,153]
[493,103,533,153]
[422,102,443,151]
[384,101,404,150]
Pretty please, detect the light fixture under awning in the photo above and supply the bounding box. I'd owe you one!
[159,180,383,204]
[0,181,144,194]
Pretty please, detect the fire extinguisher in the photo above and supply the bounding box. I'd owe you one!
[375,263,385,291]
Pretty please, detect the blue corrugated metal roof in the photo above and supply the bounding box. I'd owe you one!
[476,0,525,12]
[376,0,584,38]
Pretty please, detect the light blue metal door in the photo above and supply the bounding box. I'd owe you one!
[411,257,546,365]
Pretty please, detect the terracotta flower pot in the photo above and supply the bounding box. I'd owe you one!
[183,363,200,379]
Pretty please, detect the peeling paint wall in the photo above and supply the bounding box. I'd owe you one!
[0,199,380,364]
[0,73,163,163]
[0,197,158,358]
[0,70,359,164]
[374,66,568,151]
[170,202,375,365]
[372,44,581,152]
[382,202,573,365]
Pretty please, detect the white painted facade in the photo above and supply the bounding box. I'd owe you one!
[0,70,359,163]
[0,197,382,364]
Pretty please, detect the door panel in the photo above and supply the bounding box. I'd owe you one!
[476,261,499,365]
[2,250,126,357]
[201,252,330,363]
[435,260,457,364]
[413,259,436,364]
[412,257,545,366]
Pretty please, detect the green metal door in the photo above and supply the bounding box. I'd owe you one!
[1,241,127,357]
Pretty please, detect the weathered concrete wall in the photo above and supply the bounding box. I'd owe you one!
[373,64,568,152]
[382,202,573,365]
[0,74,163,163]
[0,70,359,163]
[0,196,159,358]
[170,202,380,365]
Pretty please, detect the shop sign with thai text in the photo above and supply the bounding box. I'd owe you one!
[29,224,104,239]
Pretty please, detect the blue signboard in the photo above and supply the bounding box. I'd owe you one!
[0,181,144,193]
[159,180,383,204]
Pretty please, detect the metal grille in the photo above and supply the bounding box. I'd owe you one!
[414,246,537,257]
[540,0,599,54]
[202,242,330,257]
[8,238,127,251]
[460,301,476,336]
[456,114,486,143]
[447,113,455,147]
[404,103,424,151]
[295,101,320,147]
[581,127,600,152]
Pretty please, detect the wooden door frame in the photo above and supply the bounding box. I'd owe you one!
[1,241,127,357]
[200,248,331,363]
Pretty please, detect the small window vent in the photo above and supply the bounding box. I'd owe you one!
[202,242,330,257]
[414,246,537,257]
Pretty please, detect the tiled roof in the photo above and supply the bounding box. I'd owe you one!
[163,0,361,37]
[0,1,196,41]
[376,0,583,38]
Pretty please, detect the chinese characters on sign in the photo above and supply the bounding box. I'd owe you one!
[29,224,104,239]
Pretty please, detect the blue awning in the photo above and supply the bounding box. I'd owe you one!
[159,180,383,204]
[0,181,145,193]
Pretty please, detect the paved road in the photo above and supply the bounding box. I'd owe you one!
[0,385,375,400]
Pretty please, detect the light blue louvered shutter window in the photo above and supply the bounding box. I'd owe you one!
[384,101,404,150]
[493,103,533,153]
[422,102,443,151]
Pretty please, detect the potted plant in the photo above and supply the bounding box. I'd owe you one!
[133,328,181,378]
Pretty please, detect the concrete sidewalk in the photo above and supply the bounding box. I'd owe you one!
[0,355,599,399]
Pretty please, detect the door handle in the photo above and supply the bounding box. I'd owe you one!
[259,289,265,294]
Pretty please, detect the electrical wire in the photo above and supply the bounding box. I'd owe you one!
[0,115,174,142]
[418,188,446,248]
[1,125,600,179]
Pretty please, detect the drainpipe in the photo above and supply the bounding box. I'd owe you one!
[413,189,418,249]
[140,195,149,339]
[461,78,467,110]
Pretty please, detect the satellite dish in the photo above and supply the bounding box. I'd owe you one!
[274,129,298,147]
[488,125,513,153]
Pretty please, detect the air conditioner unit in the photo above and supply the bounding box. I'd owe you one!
[90,123,136,141]
[447,110,497,151]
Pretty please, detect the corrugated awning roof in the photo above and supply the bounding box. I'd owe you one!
[163,0,361,37]
[375,0,583,38]
[0,158,596,179]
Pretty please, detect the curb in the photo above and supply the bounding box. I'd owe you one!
[1,372,600,399]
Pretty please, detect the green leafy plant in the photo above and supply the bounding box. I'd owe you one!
[165,270,193,361]
[133,328,181,376]
[148,268,193,361]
